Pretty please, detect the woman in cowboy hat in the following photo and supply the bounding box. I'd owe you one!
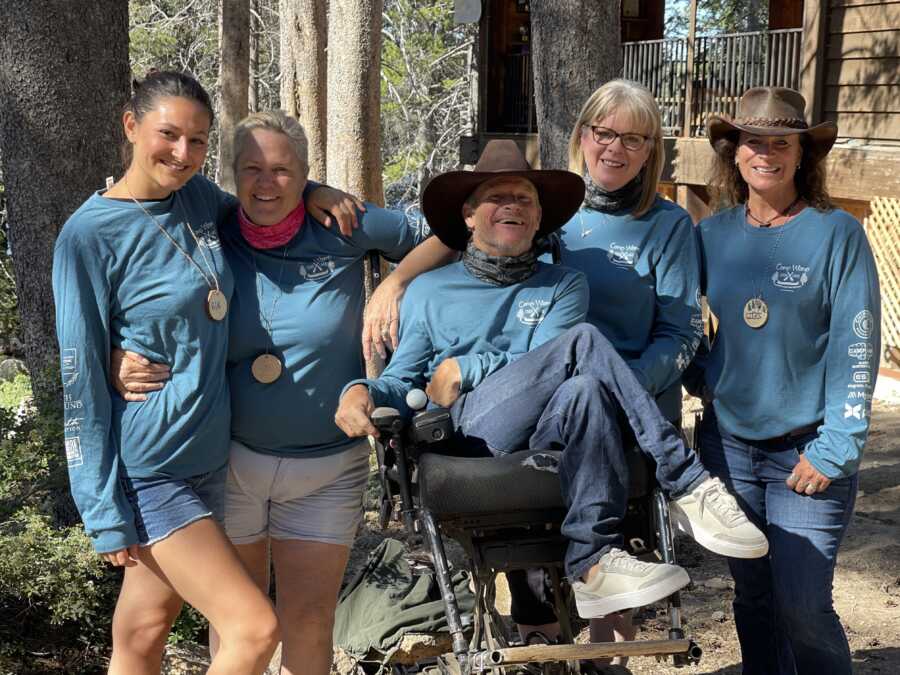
[689,86,881,674]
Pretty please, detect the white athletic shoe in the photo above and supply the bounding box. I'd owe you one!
[572,548,690,618]
[670,477,769,559]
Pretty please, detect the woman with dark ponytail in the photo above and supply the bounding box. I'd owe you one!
[53,70,281,673]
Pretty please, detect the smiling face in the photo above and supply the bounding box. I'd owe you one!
[735,132,803,199]
[463,177,542,257]
[580,112,652,192]
[235,128,308,226]
[123,96,211,199]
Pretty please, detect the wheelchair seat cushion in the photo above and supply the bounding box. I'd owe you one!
[417,448,651,517]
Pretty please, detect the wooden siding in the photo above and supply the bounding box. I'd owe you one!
[823,1,900,141]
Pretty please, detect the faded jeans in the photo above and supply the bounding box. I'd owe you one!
[699,409,857,675]
[449,323,707,580]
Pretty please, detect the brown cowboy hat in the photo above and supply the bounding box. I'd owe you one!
[708,87,837,160]
[421,139,585,251]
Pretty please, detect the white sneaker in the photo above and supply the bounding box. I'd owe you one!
[572,548,690,618]
[670,476,768,559]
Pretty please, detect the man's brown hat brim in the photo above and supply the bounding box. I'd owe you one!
[421,140,585,251]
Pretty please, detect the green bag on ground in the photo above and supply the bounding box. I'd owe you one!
[333,538,475,665]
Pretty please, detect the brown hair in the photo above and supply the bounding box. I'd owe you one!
[567,79,664,218]
[708,133,833,211]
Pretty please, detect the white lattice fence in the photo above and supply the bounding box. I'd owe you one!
[865,197,900,366]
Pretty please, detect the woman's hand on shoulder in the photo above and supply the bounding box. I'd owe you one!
[110,348,170,402]
[306,185,366,236]
[363,275,405,360]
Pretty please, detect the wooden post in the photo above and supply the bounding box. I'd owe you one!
[677,184,711,224]
[218,0,251,194]
[798,0,827,123]
[682,0,698,137]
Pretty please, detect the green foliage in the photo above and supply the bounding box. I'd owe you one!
[665,0,768,37]
[0,375,30,411]
[0,405,116,671]
[381,0,476,206]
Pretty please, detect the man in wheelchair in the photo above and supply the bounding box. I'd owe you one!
[335,140,767,623]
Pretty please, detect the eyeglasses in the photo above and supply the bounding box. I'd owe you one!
[584,125,650,151]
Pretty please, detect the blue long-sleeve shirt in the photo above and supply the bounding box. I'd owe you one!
[221,204,425,457]
[347,261,589,412]
[53,175,235,553]
[694,206,881,479]
[549,198,702,421]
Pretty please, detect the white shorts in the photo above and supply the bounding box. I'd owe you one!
[224,439,370,547]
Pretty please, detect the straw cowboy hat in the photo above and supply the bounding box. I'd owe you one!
[421,140,585,251]
[708,87,837,160]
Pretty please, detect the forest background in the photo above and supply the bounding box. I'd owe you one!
[0,1,769,671]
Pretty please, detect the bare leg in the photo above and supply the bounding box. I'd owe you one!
[108,564,183,675]
[271,538,351,675]
[136,518,280,674]
[208,538,271,660]
[590,611,636,668]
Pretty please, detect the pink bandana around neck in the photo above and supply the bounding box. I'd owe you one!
[238,200,306,249]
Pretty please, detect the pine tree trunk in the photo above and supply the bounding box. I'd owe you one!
[249,0,260,113]
[280,0,328,182]
[529,0,622,170]
[0,0,130,409]
[326,0,384,203]
[218,0,251,193]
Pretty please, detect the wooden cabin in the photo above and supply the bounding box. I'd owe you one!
[456,0,900,372]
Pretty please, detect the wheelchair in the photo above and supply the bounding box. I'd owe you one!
[370,393,703,675]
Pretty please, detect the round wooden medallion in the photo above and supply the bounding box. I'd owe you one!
[251,353,282,384]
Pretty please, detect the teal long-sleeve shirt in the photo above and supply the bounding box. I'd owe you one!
[694,206,881,479]
[347,261,589,413]
[221,204,426,457]
[549,198,703,421]
[52,175,236,553]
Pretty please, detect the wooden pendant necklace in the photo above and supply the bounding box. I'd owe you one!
[125,178,227,321]
[742,196,802,329]
[250,246,289,384]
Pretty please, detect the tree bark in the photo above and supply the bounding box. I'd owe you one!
[529,0,622,170]
[326,0,384,203]
[0,0,130,408]
[280,0,328,182]
[218,0,251,193]
[249,0,260,113]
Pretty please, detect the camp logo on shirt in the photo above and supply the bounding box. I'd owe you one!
[299,256,336,281]
[516,299,551,326]
[771,263,810,291]
[607,242,639,268]
[194,221,222,250]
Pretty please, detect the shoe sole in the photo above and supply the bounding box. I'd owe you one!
[574,568,690,618]
[670,507,769,559]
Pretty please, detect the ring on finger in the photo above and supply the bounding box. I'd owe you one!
[804,483,817,495]
[787,473,798,484]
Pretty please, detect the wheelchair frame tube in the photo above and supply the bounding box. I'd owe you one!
[421,509,470,669]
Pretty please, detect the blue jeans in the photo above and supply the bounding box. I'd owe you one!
[699,410,857,675]
[450,324,707,580]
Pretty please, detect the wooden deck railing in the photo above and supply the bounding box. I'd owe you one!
[623,28,803,137]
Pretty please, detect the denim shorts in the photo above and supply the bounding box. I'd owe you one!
[121,464,228,547]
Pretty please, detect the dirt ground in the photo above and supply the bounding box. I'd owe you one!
[341,400,900,674]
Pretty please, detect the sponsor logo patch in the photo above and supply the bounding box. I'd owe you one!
[298,256,336,281]
[852,310,875,339]
[65,437,84,467]
[607,242,639,268]
[194,221,222,250]
[848,342,873,361]
[771,263,810,291]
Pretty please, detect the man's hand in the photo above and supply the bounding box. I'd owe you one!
[306,185,366,236]
[110,349,170,402]
[425,358,462,407]
[102,544,140,567]
[335,384,378,438]
[785,454,832,495]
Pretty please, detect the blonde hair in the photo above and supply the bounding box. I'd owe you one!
[567,79,665,217]
[232,109,309,177]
